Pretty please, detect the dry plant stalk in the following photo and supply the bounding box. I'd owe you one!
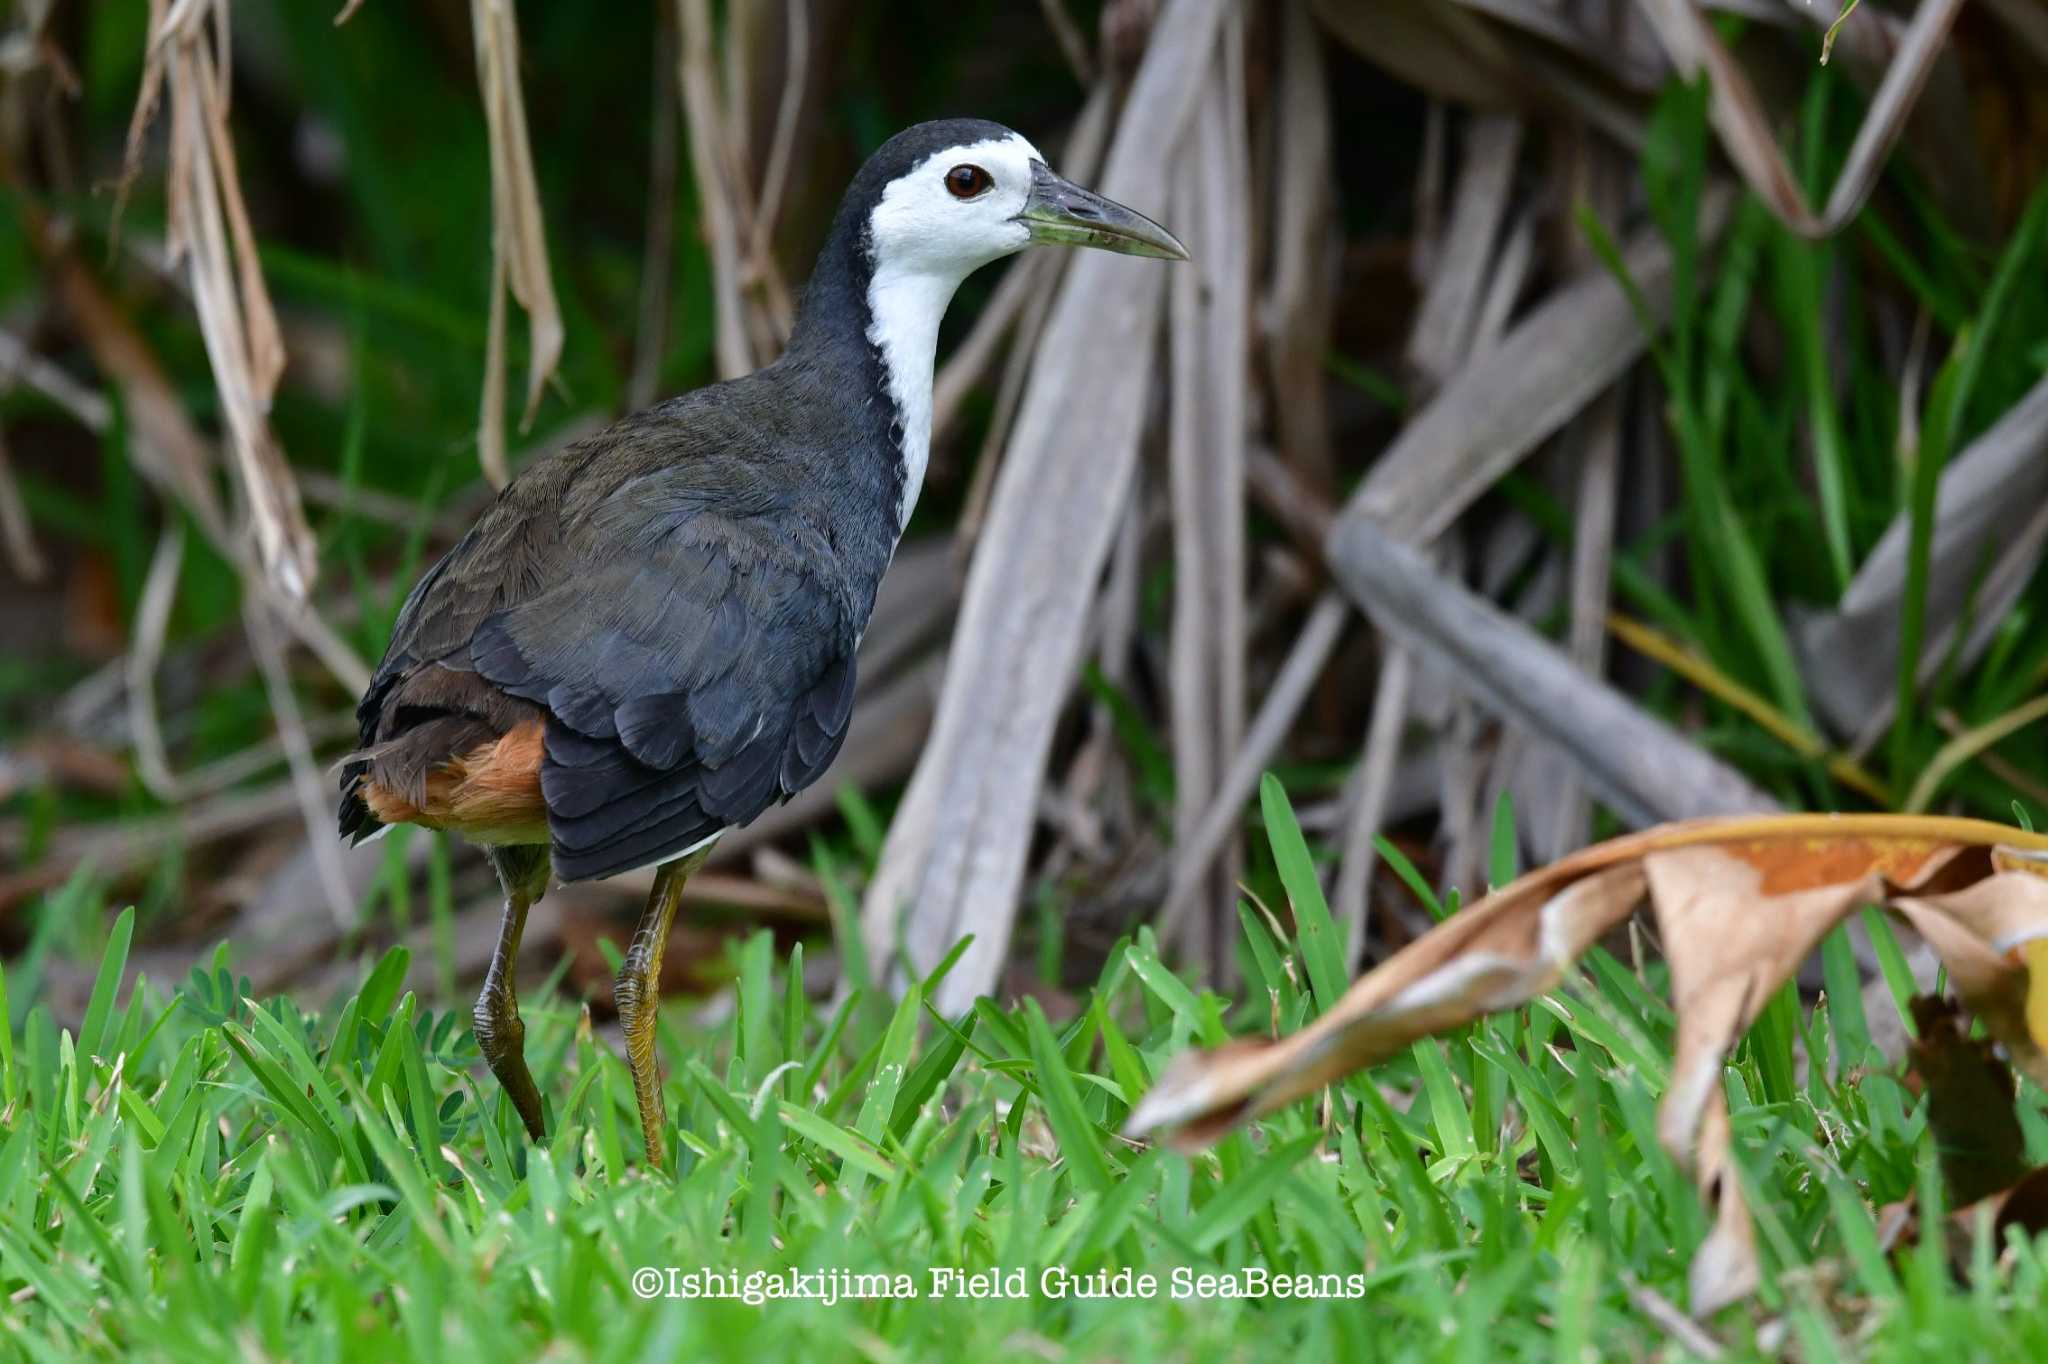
[861,0,1232,1014]
[242,596,356,928]
[1405,112,1519,387]
[1128,813,2048,1316]
[1329,106,1527,954]
[1261,0,1337,494]
[1165,16,1251,973]
[1331,517,1775,825]
[33,209,371,694]
[1344,189,1730,543]
[472,0,564,489]
[1310,0,1518,109]
[676,0,753,379]
[122,0,315,600]
[674,0,799,378]
[0,431,44,581]
[1157,589,1351,947]
[127,525,187,799]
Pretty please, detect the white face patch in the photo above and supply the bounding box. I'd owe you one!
[864,133,1041,532]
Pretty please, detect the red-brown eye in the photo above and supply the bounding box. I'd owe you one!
[944,164,993,199]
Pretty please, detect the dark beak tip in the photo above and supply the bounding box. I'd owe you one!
[1139,228,1191,263]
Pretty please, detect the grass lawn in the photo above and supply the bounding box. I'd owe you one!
[5,789,2048,1362]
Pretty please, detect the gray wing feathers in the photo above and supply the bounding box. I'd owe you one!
[470,509,858,880]
[343,403,866,874]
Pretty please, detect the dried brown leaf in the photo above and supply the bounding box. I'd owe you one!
[1129,814,2048,1315]
[1874,996,2048,1273]
[1908,995,2029,1207]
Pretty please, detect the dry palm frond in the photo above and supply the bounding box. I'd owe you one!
[1328,519,1776,826]
[1344,188,1732,543]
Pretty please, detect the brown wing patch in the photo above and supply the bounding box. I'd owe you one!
[360,719,549,845]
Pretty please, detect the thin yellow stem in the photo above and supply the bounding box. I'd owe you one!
[1605,612,1890,805]
[1905,692,2048,813]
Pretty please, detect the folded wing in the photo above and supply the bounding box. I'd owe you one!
[469,508,858,880]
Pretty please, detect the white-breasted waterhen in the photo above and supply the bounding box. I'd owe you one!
[338,119,1187,1165]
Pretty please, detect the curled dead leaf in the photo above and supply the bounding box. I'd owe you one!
[1127,813,2048,1316]
[1909,994,2028,1208]
[1876,997,2048,1274]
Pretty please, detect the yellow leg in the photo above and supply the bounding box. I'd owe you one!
[474,845,551,1142]
[614,841,715,1167]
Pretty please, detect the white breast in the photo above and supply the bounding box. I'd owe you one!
[864,266,951,532]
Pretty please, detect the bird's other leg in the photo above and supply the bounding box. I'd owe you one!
[615,840,716,1168]
[474,843,551,1143]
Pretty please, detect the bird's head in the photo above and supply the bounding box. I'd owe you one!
[857,118,1188,284]
[786,117,1187,533]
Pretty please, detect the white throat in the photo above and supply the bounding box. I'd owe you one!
[858,131,1040,533]
[864,263,961,533]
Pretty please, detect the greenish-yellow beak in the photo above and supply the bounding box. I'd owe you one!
[1015,160,1190,261]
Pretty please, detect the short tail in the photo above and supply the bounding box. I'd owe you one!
[338,758,384,844]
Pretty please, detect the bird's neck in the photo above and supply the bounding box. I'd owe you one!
[785,223,968,535]
[861,261,960,530]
